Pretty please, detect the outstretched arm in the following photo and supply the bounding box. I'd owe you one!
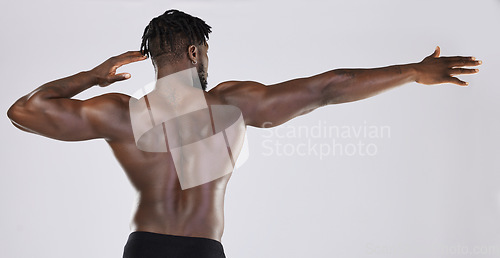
[7,51,147,141]
[214,46,481,128]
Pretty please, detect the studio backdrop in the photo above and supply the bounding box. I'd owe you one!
[1,0,499,257]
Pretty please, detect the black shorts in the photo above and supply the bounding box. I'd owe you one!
[123,231,226,258]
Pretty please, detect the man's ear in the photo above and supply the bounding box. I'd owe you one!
[188,45,198,61]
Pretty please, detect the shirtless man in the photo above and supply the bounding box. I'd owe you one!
[7,9,481,258]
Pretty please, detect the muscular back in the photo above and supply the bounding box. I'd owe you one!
[106,89,235,242]
[5,51,334,243]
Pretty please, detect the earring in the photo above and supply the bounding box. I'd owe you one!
[192,60,197,65]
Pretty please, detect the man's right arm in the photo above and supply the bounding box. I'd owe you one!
[212,46,481,128]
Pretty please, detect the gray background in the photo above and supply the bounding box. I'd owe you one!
[1,0,499,257]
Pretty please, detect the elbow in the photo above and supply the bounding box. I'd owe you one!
[7,105,30,132]
[320,71,346,105]
[7,96,41,125]
[7,95,30,122]
[321,88,345,106]
[7,103,21,122]
[7,105,27,132]
[7,106,14,120]
[7,101,41,134]
[7,94,45,121]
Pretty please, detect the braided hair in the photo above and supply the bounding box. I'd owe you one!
[140,9,212,64]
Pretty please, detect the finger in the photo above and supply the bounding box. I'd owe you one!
[451,59,482,67]
[112,72,131,82]
[111,51,146,61]
[449,68,479,75]
[434,46,440,57]
[113,51,148,66]
[447,76,468,86]
[119,50,147,58]
[124,50,148,59]
[440,56,474,61]
[440,57,482,67]
[427,46,440,58]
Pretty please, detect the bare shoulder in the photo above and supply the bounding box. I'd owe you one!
[210,80,265,95]
[209,80,267,107]
[83,92,133,141]
[86,92,131,110]
[102,92,131,104]
[83,92,131,119]
[209,81,267,126]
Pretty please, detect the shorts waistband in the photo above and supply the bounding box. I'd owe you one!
[127,231,224,252]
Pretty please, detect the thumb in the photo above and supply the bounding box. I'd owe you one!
[429,46,440,58]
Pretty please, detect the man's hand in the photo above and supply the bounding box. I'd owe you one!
[90,51,148,87]
[414,46,482,86]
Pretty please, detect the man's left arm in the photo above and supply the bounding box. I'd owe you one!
[7,51,147,141]
[215,46,482,128]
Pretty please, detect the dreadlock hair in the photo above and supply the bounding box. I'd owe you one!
[140,9,212,65]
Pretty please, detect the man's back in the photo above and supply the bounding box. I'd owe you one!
[106,88,235,243]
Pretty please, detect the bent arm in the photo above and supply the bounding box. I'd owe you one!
[7,51,145,141]
[7,71,118,141]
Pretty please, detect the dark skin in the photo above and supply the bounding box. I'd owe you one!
[7,45,481,242]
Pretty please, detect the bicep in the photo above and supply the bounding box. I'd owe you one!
[219,77,326,128]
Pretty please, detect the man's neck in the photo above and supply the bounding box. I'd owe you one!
[154,66,202,91]
[155,60,193,80]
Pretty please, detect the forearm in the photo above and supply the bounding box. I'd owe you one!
[322,63,418,105]
[7,70,96,133]
[26,70,97,101]
[8,70,97,115]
